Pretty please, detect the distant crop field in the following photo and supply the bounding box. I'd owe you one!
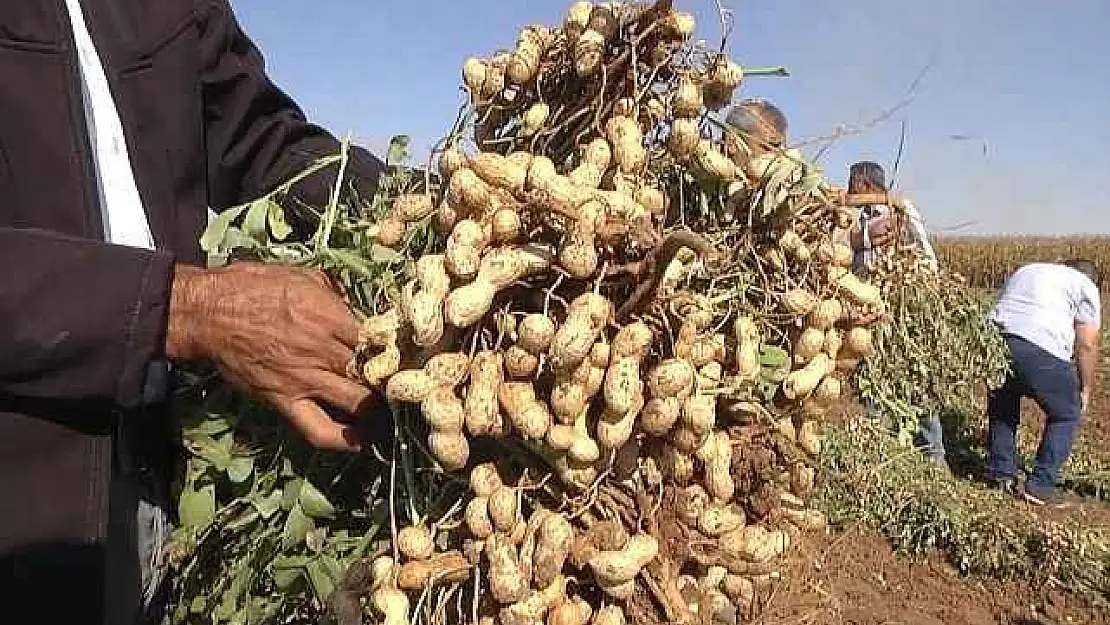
[934,236,1110,291]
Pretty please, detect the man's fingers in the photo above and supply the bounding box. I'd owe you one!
[319,338,357,376]
[281,397,363,452]
[301,281,362,349]
[304,267,336,291]
[304,370,378,416]
[333,315,362,350]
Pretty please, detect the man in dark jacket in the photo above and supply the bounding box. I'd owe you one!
[0,1,386,623]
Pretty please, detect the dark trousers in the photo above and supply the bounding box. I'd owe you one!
[987,334,1082,492]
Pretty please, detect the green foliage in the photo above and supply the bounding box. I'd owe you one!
[815,421,1110,603]
[166,380,389,624]
[199,136,432,317]
[856,266,1010,441]
[167,141,438,623]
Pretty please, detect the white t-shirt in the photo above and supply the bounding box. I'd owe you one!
[990,262,1101,362]
[63,0,154,250]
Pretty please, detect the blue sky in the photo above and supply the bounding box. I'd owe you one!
[232,1,1110,236]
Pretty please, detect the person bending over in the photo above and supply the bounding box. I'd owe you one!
[987,260,1101,506]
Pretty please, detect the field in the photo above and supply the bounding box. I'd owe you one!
[162,6,1110,619]
[935,236,1110,291]
[793,235,1110,625]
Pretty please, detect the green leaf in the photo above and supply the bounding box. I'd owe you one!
[246,598,282,625]
[368,243,402,264]
[305,559,336,603]
[179,483,216,529]
[267,199,294,241]
[220,227,261,253]
[227,455,254,484]
[200,205,246,253]
[218,559,255,623]
[243,197,271,242]
[281,478,302,512]
[759,345,790,368]
[189,416,235,437]
[798,171,825,195]
[282,503,315,550]
[273,555,313,569]
[271,565,304,591]
[759,367,788,385]
[190,434,233,472]
[326,248,381,280]
[386,135,411,166]
[250,490,283,520]
[272,554,311,590]
[190,596,208,615]
[299,480,337,520]
[320,553,346,585]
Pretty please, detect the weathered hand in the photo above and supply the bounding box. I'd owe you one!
[167,262,375,451]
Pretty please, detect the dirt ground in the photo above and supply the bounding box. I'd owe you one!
[756,525,1109,625]
[766,360,1110,625]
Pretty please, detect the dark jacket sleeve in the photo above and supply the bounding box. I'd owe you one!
[196,0,385,213]
[0,228,174,407]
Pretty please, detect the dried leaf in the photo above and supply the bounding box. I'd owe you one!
[308,528,330,555]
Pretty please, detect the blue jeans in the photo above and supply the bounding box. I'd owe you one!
[865,399,946,460]
[987,335,1082,492]
[916,414,946,461]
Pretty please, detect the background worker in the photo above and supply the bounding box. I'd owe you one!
[724,97,789,160]
[843,161,945,466]
[987,260,1101,506]
[846,160,937,274]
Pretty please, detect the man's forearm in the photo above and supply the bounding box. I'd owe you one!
[166,264,207,362]
[1076,345,1098,395]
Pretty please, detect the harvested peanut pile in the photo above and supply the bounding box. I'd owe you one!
[332,2,888,623]
[178,2,901,624]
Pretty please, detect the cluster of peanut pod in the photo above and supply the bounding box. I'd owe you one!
[338,2,890,624]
